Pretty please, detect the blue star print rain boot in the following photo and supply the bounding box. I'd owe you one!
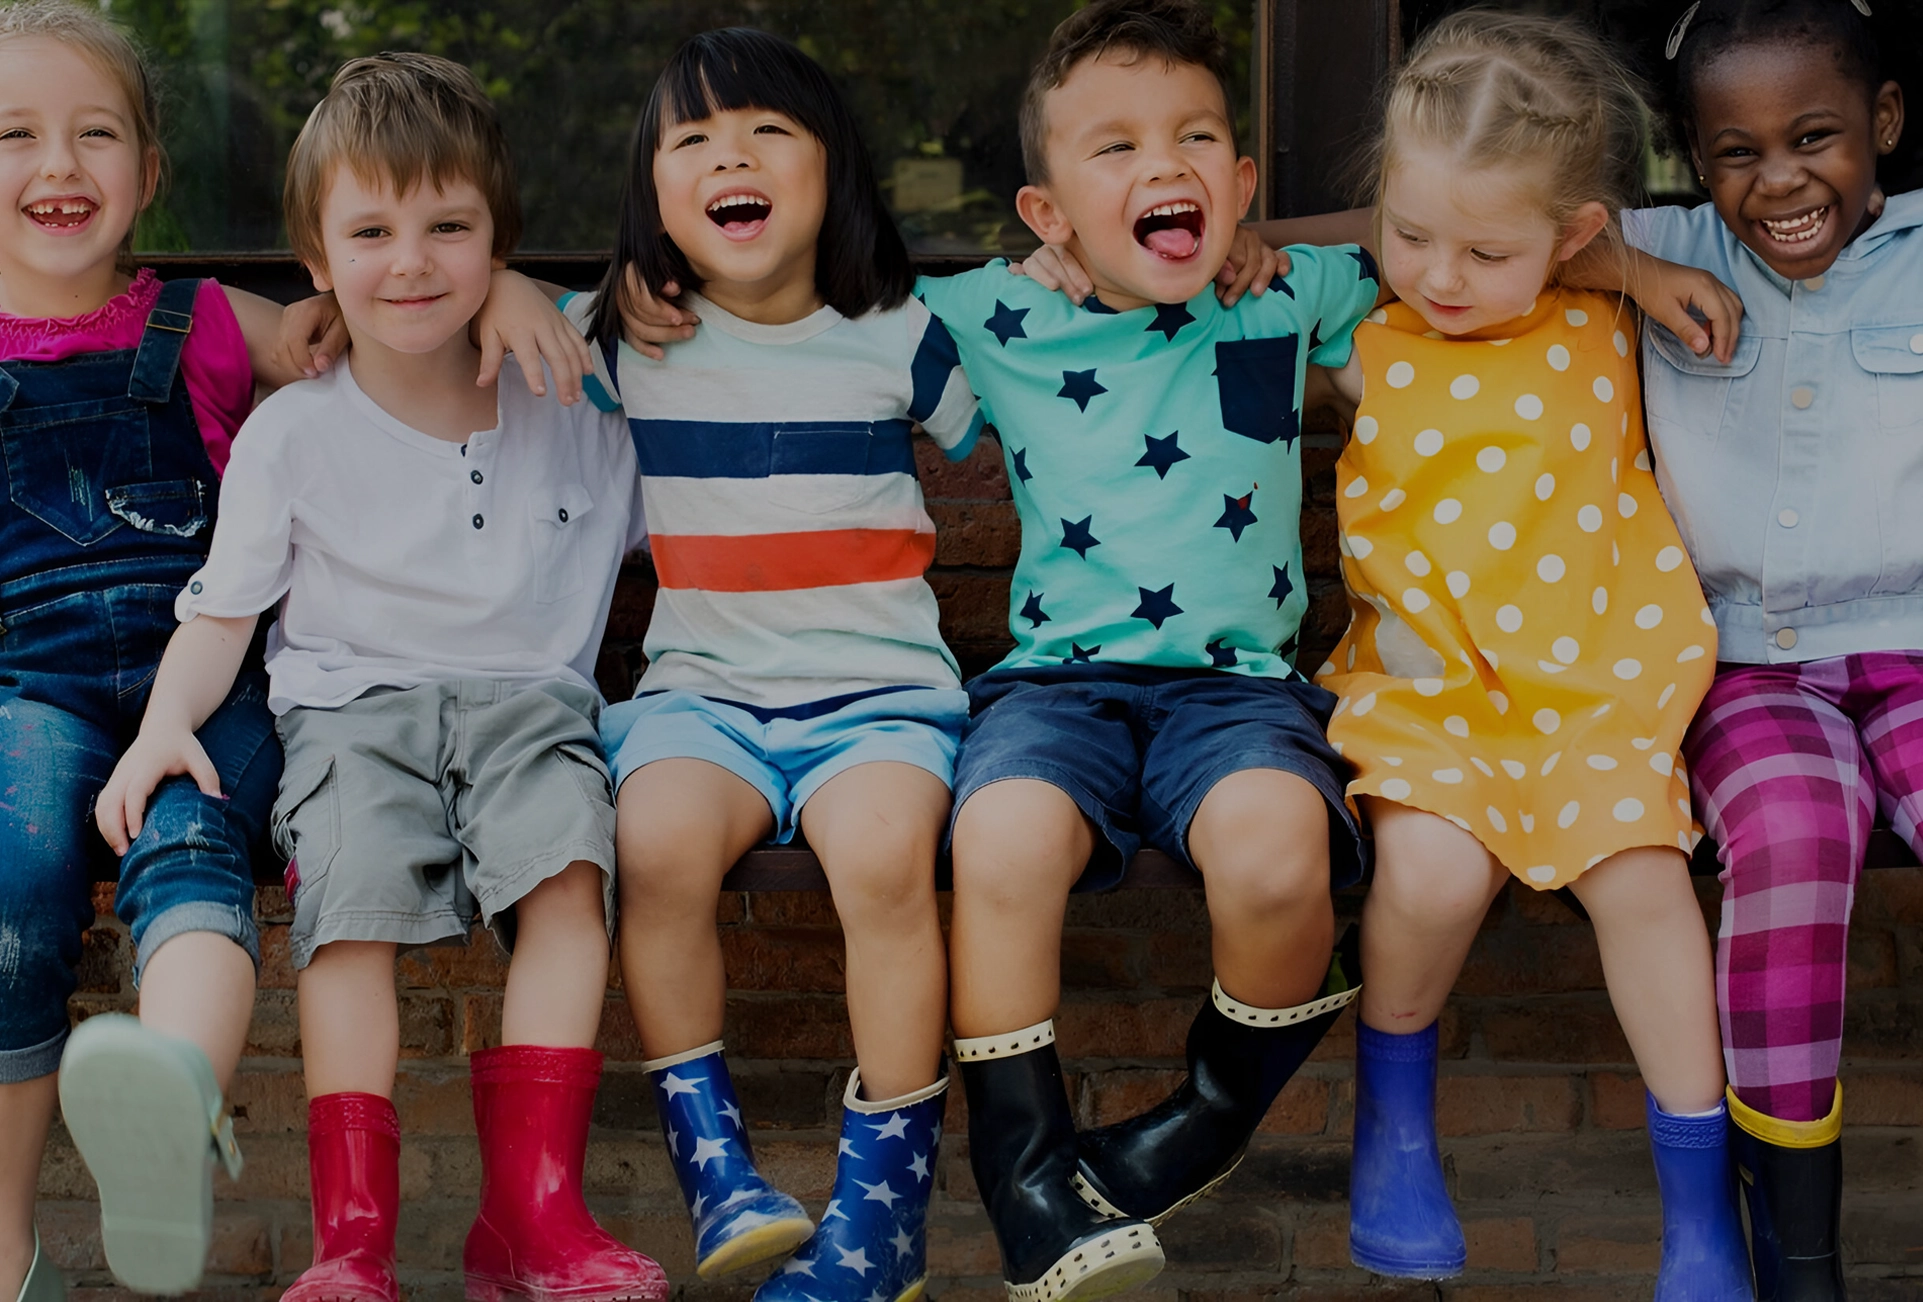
[1348,1020,1467,1279]
[646,1041,815,1278]
[755,1069,948,1302]
[1646,1093,1754,1302]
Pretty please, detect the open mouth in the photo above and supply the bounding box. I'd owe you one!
[1758,205,1829,247]
[1133,200,1204,261]
[707,191,773,237]
[24,197,96,230]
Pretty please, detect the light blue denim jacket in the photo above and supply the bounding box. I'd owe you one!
[1625,191,1923,665]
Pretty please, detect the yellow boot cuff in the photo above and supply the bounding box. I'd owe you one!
[1726,1082,1843,1148]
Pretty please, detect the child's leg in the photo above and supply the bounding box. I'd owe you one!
[136,936,257,1084]
[0,1078,58,1295]
[299,941,401,1097]
[502,860,610,1049]
[798,761,948,1098]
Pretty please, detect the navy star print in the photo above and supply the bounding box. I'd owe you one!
[1059,516,1100,559]
[1267,273,1295,299]
[1057,369,1108,412]
[984,300,1029,347]
[1135,432,1190,479]
[1011,447,1032,483]
[1145,302,1195,342]
[1206,638,1239,668]
[1214,489,1258,542]
[1347,247,1380,282]
[1267,564,1295,608]
[1131,584,1183,629]
[1020,591,1050,628]
[1064,643,1101,664]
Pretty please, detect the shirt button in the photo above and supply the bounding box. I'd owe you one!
[1911,333,1923,355]
[1802,275,1826,292]
[472,513,484,530]
[1778,508,1799,528]
[189,580,204,594]
[1790,386,1815,410]
[1776,627,1799,650]
[470,470,483,484]
[557,508,569,523]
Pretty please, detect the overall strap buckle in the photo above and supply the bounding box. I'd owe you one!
[129,277,202,403]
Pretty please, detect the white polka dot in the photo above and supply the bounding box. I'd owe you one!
[1538,660,1569,675]
[1434,498,1463,524]
[1379,777,1412,801]
[1486,650,1500,670]
[1702,607,1717,626]
[1352,691,1377,716]
[1678,645,1706,663]
[1367,308,1389,324]
[1578,504,1603,533]
[1490,691,1509,714]
[1414,677,1444,697]
[1593,587,1609,615]
[1471,755,1495,775]
[1478,446,1508,472]
[1403,588,1431,613]
[1593,703,1612,719]
[1405,550,1432,577]
[1552,636,1580,664]
[1386,360,1416,388]
[1534,708,1562,735]
[1631,736,1654,750]
[1613,658,1643,680]
[1565,308,1590,327]
[1382,756,1402,766]
[1679,831,1693,852]
[1613,542,1622,566]
[1571,422,1592,451]
[1355,415,1379,444]
[1540,751,1560,774]
[1490,337,1513,347]
[1656,546,1685,573]
[1345,476,1370,498]
[1658,683,1677,709]
[1614,330,1630,357]
[1613,797,1645,823]
[1547,344,1571,371]
[1316,660,1335,678]
[1496,604,1524,633]
[1433,768,1464,784]
[1650,753,1675,776]
[1515,394,1544,421]
[1450,374,1481,400]
[1528,865,1558,883]
[1536,473,1556,501]
[1558,800,1581,828]
[1594,376,1616,403]
[1346,644,1357,669]
[1348,535,1374,558]
[1618,493,1639,518]
[1414,428,1445,457]
[1587,754,1618,771]
[1446,570,1471,598]
[1447,814,1473,831]
[1488,521,1517,550]
[1678,796,1692,817]
[1538,555,1567,583]
[1636,604,1664,630]
[1487,806,1509,833]
[1520,813,1536,833]
[1635,449,1653,473]
[1611,457,1619,484]
[1445,715,1471,737]
[1380,488,1407,511]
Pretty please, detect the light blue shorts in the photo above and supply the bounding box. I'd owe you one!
[600,686,969,840]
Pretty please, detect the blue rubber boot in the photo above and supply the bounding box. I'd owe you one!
[1348,1021,1466,1279]
[756,1069,947,1302]
[1646,1094,1754,1302]
[646,1041,815,1279]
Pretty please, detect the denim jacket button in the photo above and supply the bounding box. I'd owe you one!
[1778,509,1799,528]
[1790,387,1815,410]
[1775,627,1799,650]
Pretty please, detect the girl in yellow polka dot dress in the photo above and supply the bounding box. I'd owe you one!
[1268,12,1752,1296]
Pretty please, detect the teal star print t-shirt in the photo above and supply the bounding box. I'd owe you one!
[916,244,1379,679]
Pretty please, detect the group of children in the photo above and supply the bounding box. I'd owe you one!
[0,0,1911,1299]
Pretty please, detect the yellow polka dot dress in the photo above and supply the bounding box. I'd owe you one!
[1319,291,1714,888]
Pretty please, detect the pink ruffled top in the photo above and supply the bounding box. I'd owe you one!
[0,268,253,474]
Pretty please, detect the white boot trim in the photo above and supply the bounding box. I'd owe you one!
[953,1020,1055,1063]
[1001,1222,1165,1302]
[1211,978,1360,1029]
[844,1067,950,1113]
[642,1039,725,1073]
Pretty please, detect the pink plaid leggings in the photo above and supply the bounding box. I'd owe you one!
[1682,651,1923,1122]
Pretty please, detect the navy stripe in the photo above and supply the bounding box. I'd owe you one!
[628,418,918,479]
[907,314,962,423]
[637,682,927,723]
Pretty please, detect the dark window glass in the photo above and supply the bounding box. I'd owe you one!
[120,0,1252,257]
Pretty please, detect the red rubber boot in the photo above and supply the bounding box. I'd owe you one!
[283,1092,400,1302]
[465,1045,669,1302]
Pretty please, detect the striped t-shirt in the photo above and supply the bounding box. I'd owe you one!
[565,290,981,709]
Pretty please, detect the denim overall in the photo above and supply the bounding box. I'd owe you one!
[0,278,281,1083]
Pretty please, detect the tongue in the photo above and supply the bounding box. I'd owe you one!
[1144,227,1199,259]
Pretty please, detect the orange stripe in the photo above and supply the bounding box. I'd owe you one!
[652,528,936,592]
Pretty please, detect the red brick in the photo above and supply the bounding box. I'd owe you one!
[35,1203,104,1269]
[1847,1069,1923,1126]
[929,500,1021,569]
[74,927,127,995]
[917,435,1010,500]
[1510,880,1586,926]
[1475,997,1632,1064]
[1454,929,1605,997]
[1055,997,1195,1060]
[1256,1075,1333,1135]
[1080,1068,1184,1126]
[1436,1072,1581,1136]
[726,994,857,1059]
[1287,1205,1352,1270]
[398,939,513,990]
[1552,1212,1663,1273]
[1060,930,1145,989]
[395,1070,476,1135]
[926,572,1017,656]
[1848,928,1901,989]
[457,993,502,1055]
[255,924,296,990]
[1145,930,1212,990]
[925,1217,1002,1276]
[719,926,848,992]
[745,892,845,928]
[205,1210,273,1274]
[1587,1071,1648,1130]
[1463,1215,1539,1272]
[1843,992,1923,1058]
[1855,866,1923,927]
[604,564,658,641]
[227,1068,309,1134]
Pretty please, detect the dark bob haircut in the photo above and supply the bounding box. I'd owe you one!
[589,27,914,346]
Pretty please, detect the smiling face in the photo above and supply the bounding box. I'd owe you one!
[1016,52,1255,312]
[1380,150,1607,337]
[307,164,498,358]
[1689,41,1903,281]
[0,36,155,313]
[651,104,828,319]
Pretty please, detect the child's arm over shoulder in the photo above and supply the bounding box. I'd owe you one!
[1563,229,1744,364]
[902,296,983,463]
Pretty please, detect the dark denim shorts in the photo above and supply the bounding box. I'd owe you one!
[950,665,1366,891]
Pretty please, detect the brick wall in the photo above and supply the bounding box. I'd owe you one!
[40,421,1923,1297]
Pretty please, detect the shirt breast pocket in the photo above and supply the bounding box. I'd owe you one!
[1851,325,1923,431]
[1643,323,1761,447]
[528,484,595,604]
[1214,336,1301,445]
[769,421,897,514]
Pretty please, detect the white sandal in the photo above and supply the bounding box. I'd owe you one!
[15,1231,64,1302]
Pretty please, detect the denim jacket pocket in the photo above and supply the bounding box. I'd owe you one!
[1642,323,1761,448]
[1851,324,1923,431]
[528,483,595,604]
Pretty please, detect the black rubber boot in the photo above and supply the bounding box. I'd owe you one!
[1074,925,1361,1224]
[1731,1089,1847,1301]
[956,1022,1164,1302]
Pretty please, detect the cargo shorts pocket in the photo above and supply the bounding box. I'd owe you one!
[270,757,339,906]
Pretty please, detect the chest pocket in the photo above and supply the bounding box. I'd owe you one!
[769,421,898,514]
[528,484,596,604]
[1851,325,1923,431]
[0,385,158,546]
[1214,336,1301,446]
[1643,324,1762,446]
